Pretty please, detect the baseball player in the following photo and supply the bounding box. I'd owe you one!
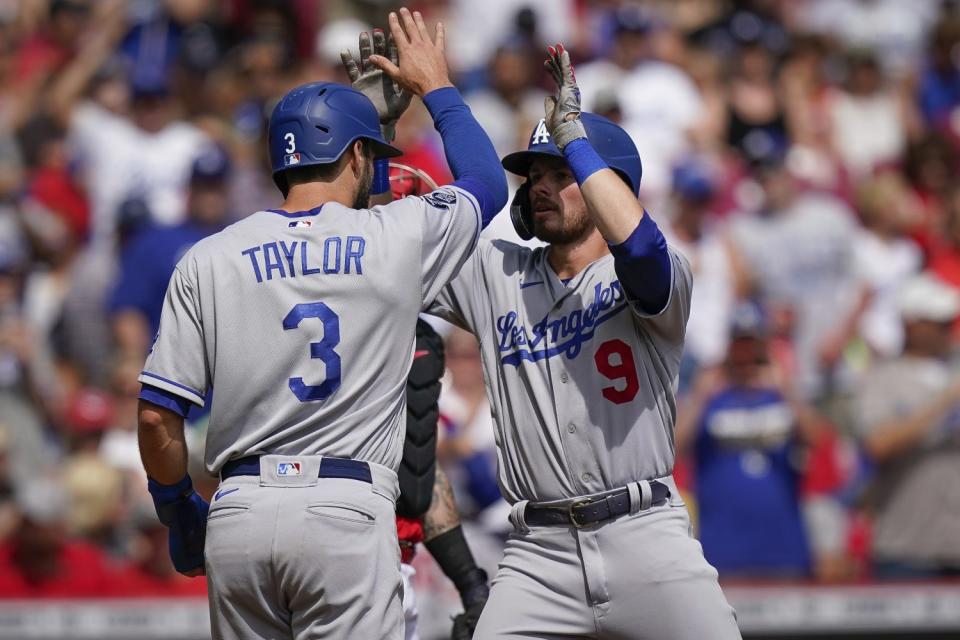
[136,9,506,639]
[393,166,489,640]
[425,45,742,638]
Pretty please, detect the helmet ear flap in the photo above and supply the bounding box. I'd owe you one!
[510,182,534,241]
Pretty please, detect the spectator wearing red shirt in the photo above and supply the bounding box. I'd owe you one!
[109,502,207,598]
[14,0,90,85]
[0,480,117,598]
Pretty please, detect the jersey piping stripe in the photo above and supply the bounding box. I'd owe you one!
[140,371,204,400]
[265,204,326,218]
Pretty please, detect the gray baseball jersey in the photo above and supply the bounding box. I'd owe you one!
[140,186,480,473]
[428,239,692,503]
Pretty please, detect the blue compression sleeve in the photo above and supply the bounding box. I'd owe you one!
[609,213,672,315]
[372,158,390,195]
[422,87,507,227]
[562,138,607,186]
[140,383,194,418]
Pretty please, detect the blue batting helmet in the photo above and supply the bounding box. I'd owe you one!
[501,113,642,195]
[268,81,402,192]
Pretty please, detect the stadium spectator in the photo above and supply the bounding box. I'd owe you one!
[0,480,117,597]
[724,37,788,166]
[728,148,862,399]
[46,1,209,245]
[918,10,960,134]
[574,4,653,113]
[828,49,910,179]
[110,501,208,597]
[465,37,548,160]
[850,173,924,358]
[662,158,734,387]
[110,143,232,357]
[853,273,960,578]
[677,302,823,579]
[616,8,704,203]
[60,196,152,386]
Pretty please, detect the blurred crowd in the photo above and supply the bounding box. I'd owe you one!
[0,0,959,611]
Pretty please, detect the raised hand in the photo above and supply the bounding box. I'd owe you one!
[341,28,412,141]
[366,7,453,98]
[543,43,587,150]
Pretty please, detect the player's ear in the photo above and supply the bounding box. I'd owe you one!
[347,140,365,177]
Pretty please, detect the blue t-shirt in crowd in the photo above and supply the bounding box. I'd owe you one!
[111,221,218,336]
[919,65,960,128]
[113,221,219,422]
[694,386,811,577]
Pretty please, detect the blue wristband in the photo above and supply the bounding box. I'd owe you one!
[563,137,607,186]
[372,158,390,195]
[147,474,193,505]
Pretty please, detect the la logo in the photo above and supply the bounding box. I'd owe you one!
[531,119,551,145]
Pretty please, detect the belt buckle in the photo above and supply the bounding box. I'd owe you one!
[568,499,591,529]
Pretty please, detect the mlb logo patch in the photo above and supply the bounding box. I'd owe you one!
[284,153,301,167]
[277,461,302,476]
[288,220,312,228]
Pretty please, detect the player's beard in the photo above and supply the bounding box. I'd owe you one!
[533,201,593,245]
[352,159,374,209]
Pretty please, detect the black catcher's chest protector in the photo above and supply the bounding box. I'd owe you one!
[397,319,445,517]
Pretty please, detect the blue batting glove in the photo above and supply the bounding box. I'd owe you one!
[147,475,210,574]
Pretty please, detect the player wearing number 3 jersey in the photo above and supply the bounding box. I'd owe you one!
[427,44,741,638]
[135,9,507,640]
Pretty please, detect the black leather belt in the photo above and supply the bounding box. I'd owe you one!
[220,455,372,484]
[524,480,670,528]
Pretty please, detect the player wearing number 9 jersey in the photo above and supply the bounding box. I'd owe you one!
[135,11,507,640]
[426,45,741,638]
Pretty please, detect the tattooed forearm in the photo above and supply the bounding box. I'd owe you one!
[423,466,462,541]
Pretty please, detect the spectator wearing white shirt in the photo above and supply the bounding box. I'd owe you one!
[828,50,910,178]
[574,5,653,115]
[850,173,923,358]
[69,69,208,246]
[446,0,574,75]
[614,18,704,206]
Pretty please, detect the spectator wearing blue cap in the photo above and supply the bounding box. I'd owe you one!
[677,302,824,579]
[110,144,232,359]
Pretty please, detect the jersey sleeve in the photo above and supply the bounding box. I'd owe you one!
[629,247,693,347]
[414,185,482,308]
[426,239,495,335]
[138,262,209,407]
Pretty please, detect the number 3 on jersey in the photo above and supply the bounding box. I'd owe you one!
[284,302,341,402]
[594,339,639,404]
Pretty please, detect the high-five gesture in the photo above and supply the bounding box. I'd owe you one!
[543,43,587,150]
[366,8,453,98]
[341,29,412,141]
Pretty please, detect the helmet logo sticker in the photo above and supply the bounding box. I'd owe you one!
[531,119,551,145]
